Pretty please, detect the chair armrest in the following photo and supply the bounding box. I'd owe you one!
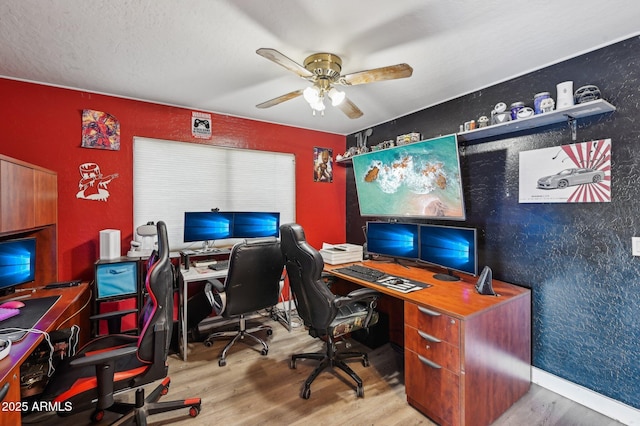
[207,278,225,292]
[69,346,138,368]
[90,309,138,321]
[69,346,138,410]
[205,279,226,315]
[334,288,381,307]
[90,309,139,335]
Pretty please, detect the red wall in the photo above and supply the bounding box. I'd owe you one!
[0,78,346,281]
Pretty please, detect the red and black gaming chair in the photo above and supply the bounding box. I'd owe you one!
[40,221,201,424]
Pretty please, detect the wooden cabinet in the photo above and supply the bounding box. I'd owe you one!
[0,154,59,425]
[404,293,531,426]
[0,155,57,234]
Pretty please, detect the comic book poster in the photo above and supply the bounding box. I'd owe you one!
[81,109,120,150]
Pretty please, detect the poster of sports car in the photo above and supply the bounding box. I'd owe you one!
[519,138,611,203]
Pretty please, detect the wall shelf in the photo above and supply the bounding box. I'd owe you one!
[336,100,616,165]
[456,99,616,142]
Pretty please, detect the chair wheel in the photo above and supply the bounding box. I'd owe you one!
[267,328,273,335]
[189,405,200,417]
[219,359,226,367]
[90,409,105,423]
[356,386,364,398]
[290,359,297,369]
[261,348,268,356]
[204,340,213,347]
[301,386,311,399]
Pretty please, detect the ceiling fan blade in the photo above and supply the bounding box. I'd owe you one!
[256,48,314,79]
[339,63,413,86]
[256,89,304,109]
[336,96,364,119]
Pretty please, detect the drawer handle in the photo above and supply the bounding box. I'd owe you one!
[418,306,441,317]
[417,354,442,369]
[418,330,441,343]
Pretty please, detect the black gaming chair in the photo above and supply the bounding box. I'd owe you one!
[279,223,381,399]
[203,237,284,366]
[40,221,201,424]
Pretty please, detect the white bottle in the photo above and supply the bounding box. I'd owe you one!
[556,81,574,109]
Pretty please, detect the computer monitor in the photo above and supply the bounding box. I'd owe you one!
[419,224,477,281]
[366,221,419,261]
[232,212,280,238]
[0,237,37,296]
[183,211,234,243]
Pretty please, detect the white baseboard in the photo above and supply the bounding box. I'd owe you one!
[532,367,640,425]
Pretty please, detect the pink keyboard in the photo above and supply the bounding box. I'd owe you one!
[0,307,20,322]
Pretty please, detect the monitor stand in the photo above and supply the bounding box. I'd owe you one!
[433,269,460,282]
[371,256,410,269]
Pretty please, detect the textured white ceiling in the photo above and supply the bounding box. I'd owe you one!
[1,0,639,135]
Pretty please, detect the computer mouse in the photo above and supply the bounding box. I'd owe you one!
[0,300,25,309]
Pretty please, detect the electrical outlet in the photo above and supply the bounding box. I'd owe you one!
[633,237,640,256]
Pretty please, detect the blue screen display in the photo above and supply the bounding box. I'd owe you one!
[184,211,280,242]
[419,225,477,276]
[232,212,280,238]
[183,212,234,242]
[0,237,37,291]
[95,261,138,299]
[366,222,419,260]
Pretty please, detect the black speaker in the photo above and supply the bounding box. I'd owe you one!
[475,266,496,296]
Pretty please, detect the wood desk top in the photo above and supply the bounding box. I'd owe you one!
[0,283,91,385]
[324,260,530,319]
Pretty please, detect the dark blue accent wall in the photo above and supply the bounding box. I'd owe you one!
[346,35,640,409]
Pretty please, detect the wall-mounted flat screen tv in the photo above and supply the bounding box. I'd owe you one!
[352,134,465,220]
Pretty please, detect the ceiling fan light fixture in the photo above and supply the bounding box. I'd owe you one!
[303,86,320,103]
[328,87,345,106]
[310,99,325,112]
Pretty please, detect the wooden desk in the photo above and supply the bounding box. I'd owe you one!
[0,283,91,426]
[325,261,531,426]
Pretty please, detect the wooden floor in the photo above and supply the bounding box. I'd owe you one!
[25,313,623,426]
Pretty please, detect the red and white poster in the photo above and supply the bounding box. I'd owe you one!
[519,138,611,203]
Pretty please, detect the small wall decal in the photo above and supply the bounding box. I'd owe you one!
[77,162,119,201]
[82,109,120,150]
[313,147,333,183]
[192,111,212,139]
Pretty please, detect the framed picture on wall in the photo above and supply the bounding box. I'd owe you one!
[313,147,333,183]
[519,138,611,203]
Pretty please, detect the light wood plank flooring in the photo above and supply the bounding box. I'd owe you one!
[25,314,624,426]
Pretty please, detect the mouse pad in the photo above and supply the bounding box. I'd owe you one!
[0,296,60,341]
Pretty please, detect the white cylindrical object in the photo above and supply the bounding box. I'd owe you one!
[556,81,574,109]
[100,229,121,259]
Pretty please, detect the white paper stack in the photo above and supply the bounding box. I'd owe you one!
[320,243,363,265]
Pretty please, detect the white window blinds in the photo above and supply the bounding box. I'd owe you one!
[133,137,295,251]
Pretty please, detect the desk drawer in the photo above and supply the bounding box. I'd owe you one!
[405,324,460,374]
[405,349,460,426]
[405,302,460,346]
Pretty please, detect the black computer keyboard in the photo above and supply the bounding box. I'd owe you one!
[333,264,431,294]
[208,260,229,271]
[334,264,386,281]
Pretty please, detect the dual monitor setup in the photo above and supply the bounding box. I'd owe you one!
[366,221,477,282]
[183,211,280,251]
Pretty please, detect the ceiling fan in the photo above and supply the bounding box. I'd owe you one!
[255,48,413,119]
